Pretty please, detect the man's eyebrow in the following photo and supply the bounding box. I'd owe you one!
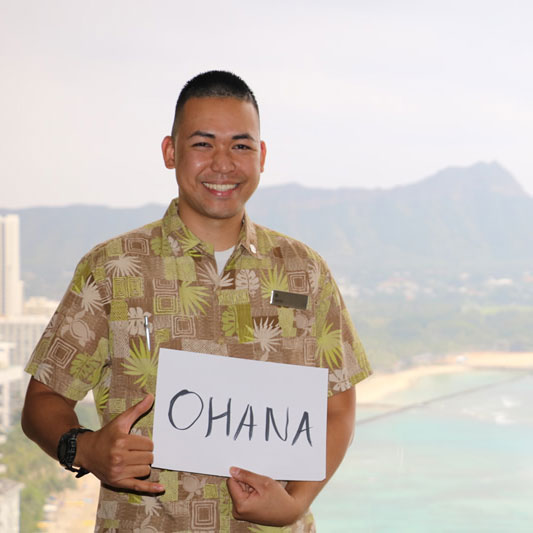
[187,131,257,142]
[188,130,215,139]
[232,133,257,142]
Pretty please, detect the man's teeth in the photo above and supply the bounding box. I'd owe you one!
[203,183,238,191]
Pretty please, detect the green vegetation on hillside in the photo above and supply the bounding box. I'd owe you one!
[0,422,74,532]
[0,403,99,533]
[349,296,533,370]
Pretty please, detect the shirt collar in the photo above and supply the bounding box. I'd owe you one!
[161,198,262,259]
[238,211,262,259]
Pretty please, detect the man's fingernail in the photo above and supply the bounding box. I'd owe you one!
[230,467,239,477]
[154,484,164,492]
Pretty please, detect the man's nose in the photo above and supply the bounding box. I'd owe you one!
[210,148,235,173]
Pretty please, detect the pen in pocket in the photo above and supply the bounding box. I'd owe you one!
[144,315,151,351]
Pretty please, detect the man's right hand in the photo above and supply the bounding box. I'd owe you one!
[76,394,165,493]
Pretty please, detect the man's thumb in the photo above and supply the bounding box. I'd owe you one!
[116,394,155,432]
[229,467,263,489]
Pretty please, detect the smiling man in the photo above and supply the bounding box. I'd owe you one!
[22,71,372,532]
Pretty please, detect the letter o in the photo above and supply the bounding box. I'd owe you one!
[168,389,204,430]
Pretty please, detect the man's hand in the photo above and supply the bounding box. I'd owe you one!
[227,467,304,526]
[76,395,164,494]
[21,379,164,494]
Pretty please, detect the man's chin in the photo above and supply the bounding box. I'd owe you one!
[200,206,245,222]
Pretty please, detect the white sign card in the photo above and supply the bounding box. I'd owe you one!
[152,349,329,481]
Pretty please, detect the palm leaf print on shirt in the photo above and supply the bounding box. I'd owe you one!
[316,321,343,369]
[123,338,158,388]
[179,282,210,316]
[260,265,288,301]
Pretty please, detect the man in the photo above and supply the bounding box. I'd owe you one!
[22,71,371,531]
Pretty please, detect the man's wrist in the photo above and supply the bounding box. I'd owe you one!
[57,427,93,478]
[285,481,318,520]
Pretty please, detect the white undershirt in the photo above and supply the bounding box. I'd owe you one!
[214,247,234,276]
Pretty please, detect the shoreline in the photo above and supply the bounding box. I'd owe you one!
[357,351,533,404]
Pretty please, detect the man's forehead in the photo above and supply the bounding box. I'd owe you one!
[174,99,260,143]
[180,97,259,126]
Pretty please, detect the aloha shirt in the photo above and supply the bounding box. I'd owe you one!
[26,197,372,532]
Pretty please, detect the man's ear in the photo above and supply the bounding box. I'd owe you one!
[161,136,176,169]
[260,141,267,173]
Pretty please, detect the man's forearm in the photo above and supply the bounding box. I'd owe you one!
[21,377,81,461]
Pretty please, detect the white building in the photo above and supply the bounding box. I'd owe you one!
[0,315,50,368]
[0,478,24,533]
[0,215,24,317]
[0,342,23,431]
[23,297,59,318]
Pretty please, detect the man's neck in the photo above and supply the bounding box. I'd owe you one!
[178,207,243,251]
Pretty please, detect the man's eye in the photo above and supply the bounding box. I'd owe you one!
[192,142,211,148]
[234,144,251,150]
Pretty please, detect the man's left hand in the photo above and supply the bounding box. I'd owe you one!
[227,467,304,526]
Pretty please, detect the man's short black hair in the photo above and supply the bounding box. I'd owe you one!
[171,70,259,138]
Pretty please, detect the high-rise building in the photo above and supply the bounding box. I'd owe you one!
[0,478,24,533]
[0,341,23,431]
[0,215,24,317]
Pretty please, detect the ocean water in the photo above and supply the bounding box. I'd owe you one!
[312,369,533,532]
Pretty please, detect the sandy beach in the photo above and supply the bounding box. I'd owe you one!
[357,351,533,404]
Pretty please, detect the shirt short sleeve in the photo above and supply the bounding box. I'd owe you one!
[312,257,372,395]
[25,251,110,401]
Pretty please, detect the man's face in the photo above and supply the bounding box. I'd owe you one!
[162,97,266,227]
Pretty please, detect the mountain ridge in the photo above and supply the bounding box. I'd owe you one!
[2,161,531,298]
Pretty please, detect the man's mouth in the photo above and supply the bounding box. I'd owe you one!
[203,183,239,192]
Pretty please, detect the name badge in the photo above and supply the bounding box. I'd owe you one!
[270,290,308,310]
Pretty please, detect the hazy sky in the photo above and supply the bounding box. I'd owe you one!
[2,0,532,207]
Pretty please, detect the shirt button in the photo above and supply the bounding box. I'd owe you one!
[250,244,257,254]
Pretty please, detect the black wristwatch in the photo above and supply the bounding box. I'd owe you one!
[57,427,93,478]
